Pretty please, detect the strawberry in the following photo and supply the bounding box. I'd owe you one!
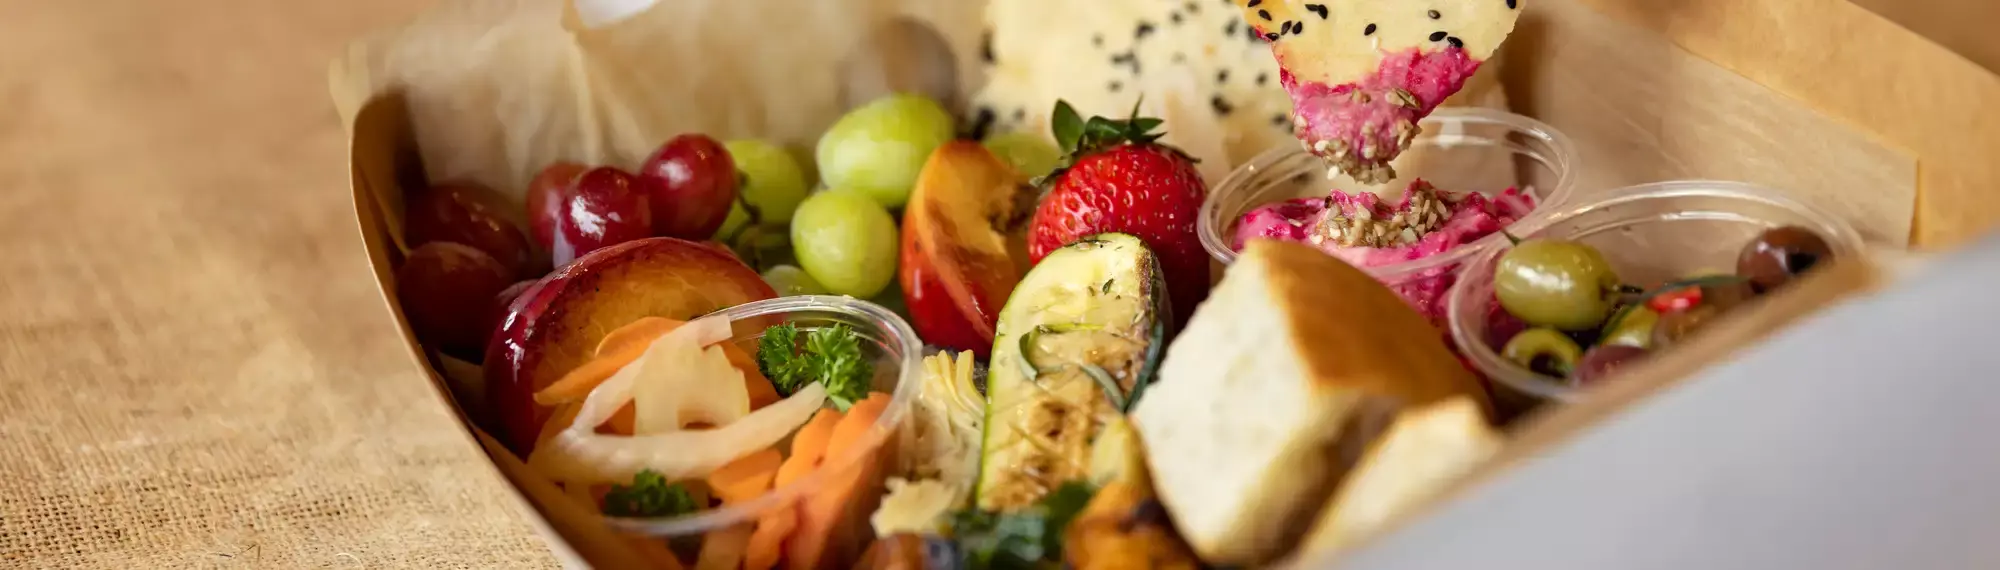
[1028,101,1211,328]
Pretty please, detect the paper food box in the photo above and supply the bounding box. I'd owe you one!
[333,0,1999,567]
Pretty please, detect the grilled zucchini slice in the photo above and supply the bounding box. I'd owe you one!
[973,233,1169,511]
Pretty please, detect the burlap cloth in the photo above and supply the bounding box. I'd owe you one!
[0,0,556,566]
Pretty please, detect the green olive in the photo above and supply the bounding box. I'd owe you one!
[1494,239,1623,331]
[1601,306,1659,349]
[1652,304,1722,348]
[1500,327,1584,378]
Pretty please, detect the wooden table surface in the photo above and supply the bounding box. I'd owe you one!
[0,0,1987,566]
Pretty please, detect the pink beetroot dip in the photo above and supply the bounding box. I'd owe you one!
[1233,180,1534,325]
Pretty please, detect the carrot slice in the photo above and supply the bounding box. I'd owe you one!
[599,403,637,436]
[724,344,782,410]
[709,449,783,504]
[787,393,892,570]
[695,524,755,570]
[534,344,649,406]
[776,409,843,486]
[744,506,798,570]
[597,317,686,358]
[625,535,688,570]
[823,393,892,459]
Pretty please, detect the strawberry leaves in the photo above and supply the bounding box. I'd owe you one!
[1050,99,1166,155]
[1037,99,1186,187]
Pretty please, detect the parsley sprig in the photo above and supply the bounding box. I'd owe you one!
[949,482,1098,570]
[601,469,698,518]
[756,323,872,410]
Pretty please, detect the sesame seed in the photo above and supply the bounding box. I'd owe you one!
[1306,4,1329,18]
[1258,9,1271,20]
[1216,69,1229,83]
[1429,9,1441,19]
[1364,23,1377,35]
[1447,36,1464,48]
[1429,31,1448,42]
[1294,21,1305,34]
[1263,32,1279,41]
[1135,22,1156,39]
[1247,0,1261,5]
[1210,95,1234,115]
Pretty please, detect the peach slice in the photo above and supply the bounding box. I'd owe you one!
[485,237,777,455]
[898,142,1035,357]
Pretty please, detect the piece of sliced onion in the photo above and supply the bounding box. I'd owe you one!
[566,315,735,436]
[631,336,749,435]
[532,383,827,485]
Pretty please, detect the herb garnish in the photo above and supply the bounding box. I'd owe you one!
[951,481,1098,570]
[756,322,872,410]
[601,469,699,518]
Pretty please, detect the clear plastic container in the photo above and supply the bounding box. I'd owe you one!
[1197,108,1577,324]
[1445,181,1864,416]
[593,295,923,567]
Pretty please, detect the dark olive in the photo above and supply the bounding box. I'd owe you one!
[1700,277,1755,309]
[1576,344,1650,384]
[1736,226,1834,293]
[1501,327,1584,378]
[1652,304,1722,348]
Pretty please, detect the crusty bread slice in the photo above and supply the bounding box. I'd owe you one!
[1297,396,1503,557]
[1131,239,1487,565]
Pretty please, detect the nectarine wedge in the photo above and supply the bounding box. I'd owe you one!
[485,237,776,454]
[899,142,1035,357]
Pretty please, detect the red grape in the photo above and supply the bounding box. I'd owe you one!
[527,162,587,253]
[637,134,739,239]
[553,167,652,267]
[397,242,514,359]
[405,182,533,278]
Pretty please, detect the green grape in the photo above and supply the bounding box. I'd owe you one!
[815,94,956,209]
[791,190,899,297]
[712,201,752,241]
[762,265,829,296]
[982,131,1063,180]
[725,139,811,224]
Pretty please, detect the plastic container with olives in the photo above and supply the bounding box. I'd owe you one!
[1444,181,1863,416]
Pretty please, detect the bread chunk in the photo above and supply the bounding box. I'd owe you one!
[1131,239,1485,565]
